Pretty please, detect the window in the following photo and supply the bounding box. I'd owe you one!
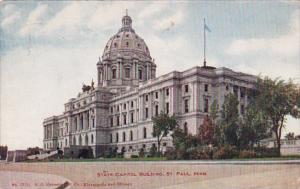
[130,130,133,141]
[123,103,126,110]
[184,99,189,113]
[126,42,129,47]
[139,70,142,80]
[130,112,134,123]
[123,132,126,142]
[226,85,229,91]
[117,105,119,112]
[80,116,83,130]
[155,105,159,116]
[125,68,130,78]
[205,84,208,92]
[240,88,245,98]
[65,139,68,146]
[110,134,113,143]
[166,88,169,96]
[131,101,134,108]
[145,108,149,119]
[112,69,116,79]
[110,117,113,127]
[204,98,209,113]
[185,85,189,93]
[116,116,120,126]
[114,43,117,47]
[241,104,245,115]
[91,134,94,144]
[184,122,188,133]
[155,92,158,99]
[145,95,148,102]
[123,114,127,125]
[143,127,147,139]
[92,118,95,128]
[166,102,169,114]
[233,86,238,96]
[116,133,119,142]
[111,107,113,113]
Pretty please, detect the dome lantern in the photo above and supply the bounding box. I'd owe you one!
[120,9,134,32]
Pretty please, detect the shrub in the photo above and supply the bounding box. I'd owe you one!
[139,148,145,158]
[239,150,256,158]
[213,145,238,159]
[187,147,212,160]
[164,149,177,160]
[131,155,139,158]
[254,147,279,158]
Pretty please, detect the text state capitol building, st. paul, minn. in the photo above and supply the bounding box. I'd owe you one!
[43,14,256,157]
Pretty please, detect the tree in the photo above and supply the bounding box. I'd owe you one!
[152,112,178,156]
[285,132,295,140]
[253,77,300,154]
[218,93,240,146]
[198,115,215,145]
[239,104,271,148]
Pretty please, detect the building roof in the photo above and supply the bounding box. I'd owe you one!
[102,13,151,61]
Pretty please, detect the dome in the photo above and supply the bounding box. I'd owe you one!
[102,13,151,61]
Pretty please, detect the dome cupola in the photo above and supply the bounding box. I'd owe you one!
[97,12,156,93]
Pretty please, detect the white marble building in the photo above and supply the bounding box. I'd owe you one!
[43,14,257,157]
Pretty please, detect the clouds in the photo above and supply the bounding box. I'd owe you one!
[225,10,299,80]
[1,4,21,30]
[226,10,299,57]
[19,4,48,36]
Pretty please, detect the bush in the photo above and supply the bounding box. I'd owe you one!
[254,147,279,158]
[164,149,177,160]
[139,148,145,158]
[187,147,212,160]
[239,150,256,158]
[131,155,139,158]
[213,145,238,159]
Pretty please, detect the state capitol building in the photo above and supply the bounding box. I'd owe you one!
[43,13,256,157]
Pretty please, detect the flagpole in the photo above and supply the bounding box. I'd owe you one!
[203,18,206,67]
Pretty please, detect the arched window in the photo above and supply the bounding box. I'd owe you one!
[138,69,142,80]
[184,122,188,134]
[116,133,119,143]
[123,132,126,142]
[91,134,94,144]
[143,127,147,139]
[112,69,116,79]
[125,68,130,78]
[130,130,133,141]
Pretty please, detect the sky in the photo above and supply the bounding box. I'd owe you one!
[0,1,299,150]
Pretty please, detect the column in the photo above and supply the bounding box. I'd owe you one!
[117,62,120,79]
[83,112,87,130]
[139,95,144,120]
[77,115,80,131]
[120,62,123,79]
